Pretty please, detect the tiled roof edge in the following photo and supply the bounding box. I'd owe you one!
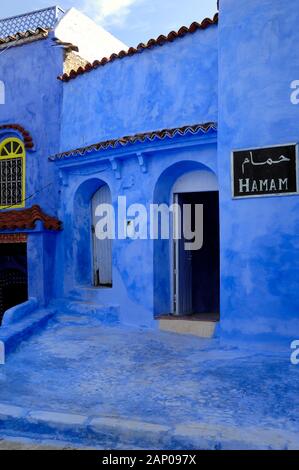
[0,205,62,231]
[58,13,218,83]
[0,124,34,150]
[0,27,49,46]
[50,122,217,161]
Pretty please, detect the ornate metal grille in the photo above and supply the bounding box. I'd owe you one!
[0,6,65,39]
[0,158,23,206]
[0,139,25,208]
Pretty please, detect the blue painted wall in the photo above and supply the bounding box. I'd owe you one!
[56,136,218,327]
[3,2,298,342]
[218,0,299,341]
[0,34,64,307]
[0,13,219,327]
[52,23,219,327]
[60,25,218,151]
[0,34,63,214]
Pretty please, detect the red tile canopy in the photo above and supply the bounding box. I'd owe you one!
[0,205,62,231]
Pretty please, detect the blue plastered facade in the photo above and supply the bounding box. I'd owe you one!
[0,0,298,345]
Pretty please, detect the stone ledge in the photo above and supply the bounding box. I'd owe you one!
[0,403,298,450]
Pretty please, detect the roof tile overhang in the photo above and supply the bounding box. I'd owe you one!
[50,122,217,162]
[0,205,62,231]
[58,13,218,82]
[0,27,49,48]
[0,124,34,149]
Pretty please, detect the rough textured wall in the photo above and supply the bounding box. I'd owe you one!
[0,35,63,216]
[64,50,89,75]
[218,0,299,341]
[56,138,217,328]
[60,24,218,151]
[0,35,64,306]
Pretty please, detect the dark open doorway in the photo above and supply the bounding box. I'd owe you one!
[0,242,28,325]
[173,191,220,319]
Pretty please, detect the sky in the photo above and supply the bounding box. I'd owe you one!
[1,0,217,45]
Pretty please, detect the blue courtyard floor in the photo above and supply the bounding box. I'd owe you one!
[0,312,298,449]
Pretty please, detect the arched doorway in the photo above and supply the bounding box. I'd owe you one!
[73,178,113,288]
[153,162,220,321]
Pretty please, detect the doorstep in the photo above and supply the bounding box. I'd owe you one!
[156,314,219,338]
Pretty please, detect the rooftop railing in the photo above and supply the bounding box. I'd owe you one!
[0,6,65,39]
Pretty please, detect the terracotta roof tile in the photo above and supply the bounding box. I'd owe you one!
[0,27,49,45]
[50,122,217,161]
[58,13,218,83]
[0,124,34,149]
[0,205,62,231]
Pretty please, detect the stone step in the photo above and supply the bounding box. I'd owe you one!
[50,299,119,325]
[158,318,217,338]
[0,308,56,360]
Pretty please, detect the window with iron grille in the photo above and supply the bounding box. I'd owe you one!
[0,138,25,209]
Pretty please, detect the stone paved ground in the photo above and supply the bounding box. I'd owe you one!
[0,313,298,447]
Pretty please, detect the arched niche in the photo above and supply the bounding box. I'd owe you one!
[73,178,112,286]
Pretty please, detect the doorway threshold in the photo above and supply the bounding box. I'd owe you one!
[156,313,219,322]
[155,313,219,338]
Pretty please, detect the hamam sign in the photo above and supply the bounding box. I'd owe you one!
[232,144,298,198]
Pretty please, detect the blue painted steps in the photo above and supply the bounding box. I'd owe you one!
[50,299,120,325]
[0,308,56,359]
[0,298,119,363]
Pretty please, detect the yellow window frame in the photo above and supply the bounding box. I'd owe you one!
[0,137,26,209]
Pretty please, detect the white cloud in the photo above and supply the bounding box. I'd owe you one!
[82,0,139,25]
[100,0,137,17]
